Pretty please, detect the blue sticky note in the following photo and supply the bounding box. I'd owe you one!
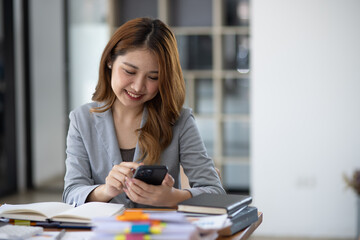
[131,224,150,233]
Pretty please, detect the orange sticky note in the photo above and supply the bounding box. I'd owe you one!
[116,210,150,221]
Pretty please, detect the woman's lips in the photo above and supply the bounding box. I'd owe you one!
[125,89,143,100]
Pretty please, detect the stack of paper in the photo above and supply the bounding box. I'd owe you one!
[187,214,228,234]
[91,210,200,240]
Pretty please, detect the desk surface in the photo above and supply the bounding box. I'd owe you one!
[1,203,262,240]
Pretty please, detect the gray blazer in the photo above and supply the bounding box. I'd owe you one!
[63,102,225,207]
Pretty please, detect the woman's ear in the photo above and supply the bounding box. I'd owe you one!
[106,59,112,69]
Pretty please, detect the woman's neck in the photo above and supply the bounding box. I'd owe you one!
[112,100,143,124]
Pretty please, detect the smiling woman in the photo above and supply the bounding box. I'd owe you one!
[62,18,225,208]
[110,49,160,152]
[110,49,159,107]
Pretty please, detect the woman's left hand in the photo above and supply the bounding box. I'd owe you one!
[123,173,189,207]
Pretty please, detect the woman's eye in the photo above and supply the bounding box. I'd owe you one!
[124,69,135,75]
[148,76,158,80]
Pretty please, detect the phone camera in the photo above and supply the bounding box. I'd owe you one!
[145,169,153,176]
[138,169,153,177]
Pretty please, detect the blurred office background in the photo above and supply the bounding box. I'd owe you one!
[0,0,359,239]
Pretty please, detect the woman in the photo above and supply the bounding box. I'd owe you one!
[63,18,225,208]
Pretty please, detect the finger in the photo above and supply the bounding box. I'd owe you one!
[106,175,123,191]
[108,168,127,186]
[124,180,148,203]
[119,161,142,169]
[163,173,174,187]
[113,163,139,178]
[108,164,138,189]
[123,187,133,201]
[126,177,149,196]
[130,178,154,195]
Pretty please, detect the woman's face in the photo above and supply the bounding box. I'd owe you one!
[110,48,159,109]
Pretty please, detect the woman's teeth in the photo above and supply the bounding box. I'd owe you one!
[126,90,141,98]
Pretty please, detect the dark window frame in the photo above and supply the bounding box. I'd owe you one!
[0,0,17,197]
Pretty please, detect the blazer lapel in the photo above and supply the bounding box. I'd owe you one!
[94,108,122,165]
[94,105,149,165]
[133,107,148,163]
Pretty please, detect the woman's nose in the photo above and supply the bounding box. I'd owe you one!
[131,75,146,92]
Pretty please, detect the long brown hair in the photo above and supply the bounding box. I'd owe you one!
[92,18,185,165]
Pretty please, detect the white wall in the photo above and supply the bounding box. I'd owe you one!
[251,0,360,238]
[68,0,110,110]
[30,0,66,186]
[69,24,109,110]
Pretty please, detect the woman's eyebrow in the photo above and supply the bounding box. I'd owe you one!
[123,62,158,74]
[123,62,138,69]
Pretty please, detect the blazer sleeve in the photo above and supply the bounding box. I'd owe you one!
[62,110,99,206]
[178,109,226,196]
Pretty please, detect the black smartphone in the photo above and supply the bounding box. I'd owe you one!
[133,165,168,185]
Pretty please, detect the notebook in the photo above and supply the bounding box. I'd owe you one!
[0,202,125,224]
[177,193,252,215]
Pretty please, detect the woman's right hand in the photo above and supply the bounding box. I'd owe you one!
[105,162,142,198]
[87,161,142,202]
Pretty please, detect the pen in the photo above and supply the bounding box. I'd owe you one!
[55,229,66,240]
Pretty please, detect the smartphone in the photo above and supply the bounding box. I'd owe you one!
[133,165,168,185]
